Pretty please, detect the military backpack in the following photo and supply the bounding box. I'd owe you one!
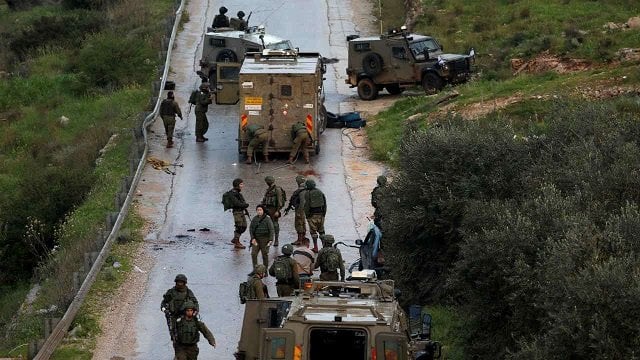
[322,247,341,271]
[222,190,234,211]
[188,90,199,105]
[308,189,325,208]
[272,256,292,282]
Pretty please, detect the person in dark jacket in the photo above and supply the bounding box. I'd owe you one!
[159,91,183,148]
[249,205,274,268]
[211,6,230,28]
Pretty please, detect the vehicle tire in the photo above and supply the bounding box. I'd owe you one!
[216,49,238,63]
[357,78,378,101]
[362,52,383,76]
[385,83,403,95]
[421,72,443,95]
[319,105,328,134]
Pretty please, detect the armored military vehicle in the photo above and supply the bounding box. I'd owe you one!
[235,270,441,360]
[345,27,475,100]
[198,26,294,104]
[237,49,327,157]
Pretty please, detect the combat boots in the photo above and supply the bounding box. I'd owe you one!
[233,240,246,249]
[303,152,310,164]
[273,235,279,247]
[291,233,304,246]
[166,138,173,148]
[245,156,252,164]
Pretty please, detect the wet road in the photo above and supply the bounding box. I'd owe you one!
[132,0,363,358]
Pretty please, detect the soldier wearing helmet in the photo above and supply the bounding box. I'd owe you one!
[161,274,199,341]
[194,83,213,143]
[303,179,327,253]
[371,175,388,229]
[248,264,269,300]
[211,6,230,28]
[230,10,248,31]
[173,300,216,359]
[284,175,308,245]
[268,244,300,296]
[314,235,345,282]
[261,176,285,247]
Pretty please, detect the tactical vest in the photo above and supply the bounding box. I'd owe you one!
[307,189,325,210]
[263,186,282,208]
[175,318,200,344]
[160,99,175,116]
[247,124,265,138]
[252,216,271,236]
[168,289,189,313]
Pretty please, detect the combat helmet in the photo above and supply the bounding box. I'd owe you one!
[219,6,228,14]
[281,244,293,255]
[320,234,335,246]
[254,264,267,274]
[182,300,197,311]
[199,82,210,91]
[237,10,245,18]
[305,179,316,189]
[175,274,188,283]
[264,175,275,185]
[295,175,306,185]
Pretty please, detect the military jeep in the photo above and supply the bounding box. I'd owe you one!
[345,28,475,100]
[235,272,442,360]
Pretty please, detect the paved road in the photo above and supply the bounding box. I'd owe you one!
[132,0,363,358]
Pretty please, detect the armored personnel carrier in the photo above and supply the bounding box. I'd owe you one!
[235,270,441,360]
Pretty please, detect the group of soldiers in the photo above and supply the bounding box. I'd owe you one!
[211,6,248,31]
[243,120,311,165]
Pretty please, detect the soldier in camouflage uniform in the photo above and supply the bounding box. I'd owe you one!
[250,205,274,268]
[371,175,387,230]
[228,178,248,249]
[244,124,270,164]
[248,264,268,300]
[268,244,300,296]
[303,179,326,253]
[161,274,199,341]
[288,120,310,164]
[195,83,213,142]
[159,91,182,148]
[284,175,307,245]
[173,300,216,360]
[262,176,285,246]
[314,235,345,281]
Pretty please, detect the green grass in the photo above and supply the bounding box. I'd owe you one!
[428,306,465,360]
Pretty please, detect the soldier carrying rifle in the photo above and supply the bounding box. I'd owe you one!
[161,274,199,341]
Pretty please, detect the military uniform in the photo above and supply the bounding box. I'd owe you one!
[262,176,285,246]
[250,212,274,268]
[230,11,248,31]
[371,175,387,229]
[288,121,310,164]
[173,303,215,360]
[159,93,182,148]
[161,282,199,340]
[228,179,248,249]
[194,86,212,142]
[211,6,230,28]
[285,175,307,244]
[268,245,300,296]
[303,179,326,253]
[314,235,345,281]
[245,124,270,164]
[248,273,267,300]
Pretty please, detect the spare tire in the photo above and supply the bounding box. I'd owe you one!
[362,52,383,76]
[216,49,238,63]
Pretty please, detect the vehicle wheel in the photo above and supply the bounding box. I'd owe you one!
[216,49,238,63]
[385,83,403,95]
[357,78,378,101]
[362,52,384,76]
[421,72,443,95]
[319,105,328,134]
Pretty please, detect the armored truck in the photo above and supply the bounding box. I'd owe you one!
[235,272,441,360]
[237,49,327,157]
[199,26,294,104]
[345,28,475,100]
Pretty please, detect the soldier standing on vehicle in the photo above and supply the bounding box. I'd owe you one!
[303,179,326,253]
[314,235,345,281]
[269,244,300,296]
[244,124,270,164]
[159,91,183,148]
[223,178,248,249]
[195,83,213,143]
[292,237,315,287]
[284,175,307,245]
[262,176,285,247]
[172,300,216,360]
[371,175,387,229]
[161,274,199,341]
[211,6,230,28]
[250,205,274,268]
[230,10,248,31]
[287,120,310,164]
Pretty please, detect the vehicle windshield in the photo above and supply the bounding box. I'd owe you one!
[409,39,440,60]
[267,40,294,50]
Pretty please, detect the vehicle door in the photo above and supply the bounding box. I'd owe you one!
[260,328,296,360]
[216,63,241,104]
[387,40,414,83]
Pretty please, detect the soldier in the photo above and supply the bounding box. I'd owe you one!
[159,91,183,148]
[269,244,300,296]
[195,83,213,143]
[303,179,326,253]
[284,175,307,245]
[230,10,248,31]
[262,176,285,246]
[248,264,268,300]
[211,6,230,28]
[225,178,248,249]
[287,120,310,164]
[161,274,199,341]
[314,235,345,281]
[173,300,216,360]
[244,123,270,164]
[249,204,274,268]
[371,175,387,229]
[292,237,315,287]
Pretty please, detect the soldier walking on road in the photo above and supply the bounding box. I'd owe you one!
[211,6,230,28]
[269,244,300,296]
[314,235,345,281]
[244,124,270,164]
[159,91,182,148]
[303,179,326,253]
[262,176,285,247]
[224,178,248,249]
[284,175,307,245]
[371,175,388,230]
[288,120,310,164]
[161,274,199,341]
[194,83,213,143]
[250,205,274,268]
[172,300,216,360]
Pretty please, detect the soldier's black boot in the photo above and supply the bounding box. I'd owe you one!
[311,236,318,253]
[231,232,240,244]
[273,234,279,247]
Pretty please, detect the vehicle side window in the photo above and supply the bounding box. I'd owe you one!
[392,47,407,59]
[210,38,225,47]
[354,43,370,52]
[383,340,401,360]
[270,337,287,359]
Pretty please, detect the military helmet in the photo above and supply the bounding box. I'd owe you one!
[264,175,275,185]
[237,10,245,18]
[254,264,267,274]
[219,6,228,14]
[167,91,174,99]
[320,234,335,245]
[281,244,293,255]
[377,175,388,186]
[233,178,243,188]
[305,179,316,189]
[295,175,306,185]
[199,82,209,91]
[174,274,188,283]
[182,300,197,310]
